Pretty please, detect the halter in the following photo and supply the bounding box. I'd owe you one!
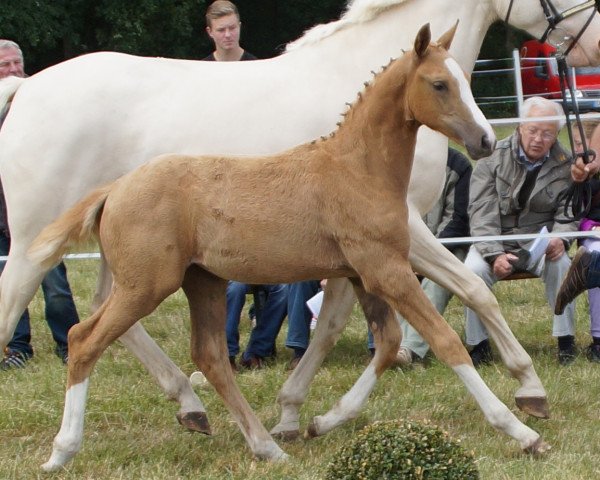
[506,0,600,220]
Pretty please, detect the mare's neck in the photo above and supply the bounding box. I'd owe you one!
[287,0,496,75]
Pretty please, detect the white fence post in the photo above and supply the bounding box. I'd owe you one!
[512,48,523,118]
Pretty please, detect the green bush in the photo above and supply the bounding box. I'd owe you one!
[325,419,479,480]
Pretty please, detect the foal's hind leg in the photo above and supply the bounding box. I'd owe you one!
[43,284,174,472]
[92,255,208,431]
[408,214,548,418]
[182,266,287,461]
[271,277,356,440]
[307,280,400,438]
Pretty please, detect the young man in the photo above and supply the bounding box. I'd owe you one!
[204,1,256,62]
[0,40,80,369]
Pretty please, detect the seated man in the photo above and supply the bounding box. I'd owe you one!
[226,282,288,370]
[464,96,578,366]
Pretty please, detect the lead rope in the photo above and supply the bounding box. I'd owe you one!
[556,54,595,222]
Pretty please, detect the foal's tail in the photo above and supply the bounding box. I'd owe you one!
[27,184,113,269]
[0,77,26,113]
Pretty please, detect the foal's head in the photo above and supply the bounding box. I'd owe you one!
[404,23,495,160]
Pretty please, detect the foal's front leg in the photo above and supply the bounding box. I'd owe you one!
[360,252,548,454]
[306,280,400,437]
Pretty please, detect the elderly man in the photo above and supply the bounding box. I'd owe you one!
[0,40,80,369]
[464,96,577,366]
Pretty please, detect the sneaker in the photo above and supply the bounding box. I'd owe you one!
[558,341,577,366]
[586,343,600,363]
[0,349,31,370]
[555,247,591,315]
[395,347,415,367]
[469,339,493,367]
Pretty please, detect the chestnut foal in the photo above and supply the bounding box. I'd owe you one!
[29,24,544,471]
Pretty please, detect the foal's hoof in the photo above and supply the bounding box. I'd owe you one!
[515,396,550,419]
[176,411,211,434]
[271,429,300,441]
[523,437,551,456]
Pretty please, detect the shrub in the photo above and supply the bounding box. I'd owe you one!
[324,419,479,480]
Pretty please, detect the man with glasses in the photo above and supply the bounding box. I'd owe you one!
[464,96,578,366]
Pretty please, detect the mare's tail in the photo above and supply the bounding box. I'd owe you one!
[0,77,26,112]
[27,184,113,269]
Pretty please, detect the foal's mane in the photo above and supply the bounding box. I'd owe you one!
[314,53,408,143]
[286,0,408,52]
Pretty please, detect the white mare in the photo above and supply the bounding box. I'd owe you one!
[0,0,600,440]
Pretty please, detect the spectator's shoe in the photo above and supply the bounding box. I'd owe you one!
[557,337,577,366]
[288,354,303,371]
[469,339,493,367]
[240,354,264,370]
[395,347,415,367]
[229,356,238,373]
[586,343,600,363]
[555,247,591,315]
[56,347,69,365]
[0,349,31,370]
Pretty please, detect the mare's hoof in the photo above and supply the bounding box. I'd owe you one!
[524,437,551,456]
[271,429,300,441]
[176,411,211,434]
[515,396,550,419]
[304,420,321,439]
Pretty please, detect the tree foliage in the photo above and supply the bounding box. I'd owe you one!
[1,0,346,73]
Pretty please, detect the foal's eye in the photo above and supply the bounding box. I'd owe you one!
[432,81,447,92]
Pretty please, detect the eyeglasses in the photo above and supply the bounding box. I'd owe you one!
[522,126,557,142]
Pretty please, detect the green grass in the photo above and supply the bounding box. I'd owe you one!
[1,255,600,479]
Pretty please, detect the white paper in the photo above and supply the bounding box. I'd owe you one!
[526,226,549,269]
[306,290,324,318]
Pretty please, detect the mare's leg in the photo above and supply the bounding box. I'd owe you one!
[352,247,547,453]
[307,280,401,437]
[43,280,177,471]
[408,214,548,418]
[0,243,47,349]
[182,266,286,461]
[270,277,356,439]
[93,256,208,430]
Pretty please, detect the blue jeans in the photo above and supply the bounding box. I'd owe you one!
[0,234,79,357]
[226,282,288,359]
[587,248,600,289]
[285,280,321,351]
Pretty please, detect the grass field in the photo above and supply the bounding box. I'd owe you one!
[2,127,600,479]
[1,251,600,480]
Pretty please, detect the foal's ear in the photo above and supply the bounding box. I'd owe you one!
[414,23,431,58]
[437,20,459,51]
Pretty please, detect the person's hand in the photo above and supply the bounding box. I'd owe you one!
[545,237,565,261]
[493,253,518,279]
[571,157,600,182]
